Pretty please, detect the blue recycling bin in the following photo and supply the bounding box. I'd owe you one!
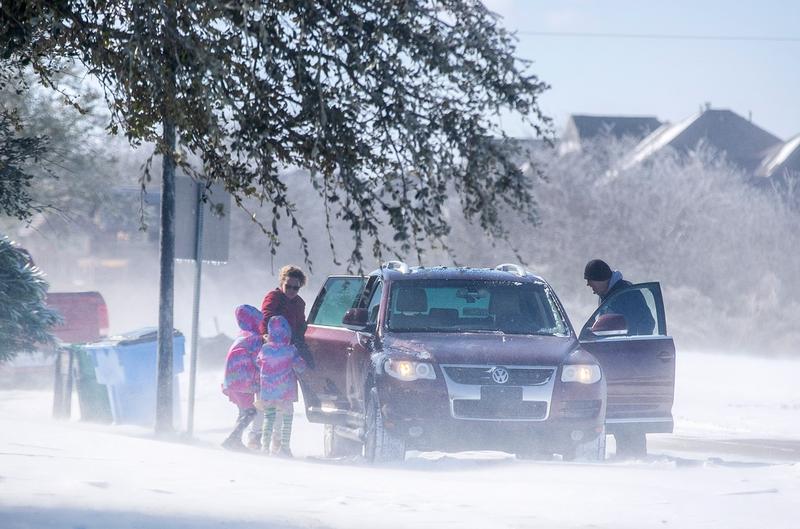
[84,328,184,427]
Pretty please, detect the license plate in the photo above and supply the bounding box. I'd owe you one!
[480,386,523,402]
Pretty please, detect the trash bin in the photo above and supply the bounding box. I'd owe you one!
[84,328,184,427]
[72,345,112,423]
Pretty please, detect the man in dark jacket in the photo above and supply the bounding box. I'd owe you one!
[584,258,655,459]
[584,259,655,336]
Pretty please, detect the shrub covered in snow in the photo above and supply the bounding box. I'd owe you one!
[443,137,800,356]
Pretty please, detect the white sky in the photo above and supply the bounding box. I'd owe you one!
[484,0,800,140]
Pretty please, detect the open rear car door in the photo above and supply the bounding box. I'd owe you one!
[302,276,367,424]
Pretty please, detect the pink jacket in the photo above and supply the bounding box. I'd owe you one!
[222,305,263,396]
[257,316,307,402]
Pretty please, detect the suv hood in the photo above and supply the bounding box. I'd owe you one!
[381,332,577,366]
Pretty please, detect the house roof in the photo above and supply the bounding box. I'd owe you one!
[755,134,800,179]
[568,114,663,141]
[623,109,783,173]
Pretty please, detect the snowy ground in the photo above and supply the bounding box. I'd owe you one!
[2,350,799,528]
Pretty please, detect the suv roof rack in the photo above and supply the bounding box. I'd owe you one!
[383,260,410,274]
[495,263,526,276]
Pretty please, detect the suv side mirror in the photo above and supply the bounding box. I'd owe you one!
[342,308,369,328]
[590,313,628,336]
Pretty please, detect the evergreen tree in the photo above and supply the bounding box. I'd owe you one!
[0,235,61,363]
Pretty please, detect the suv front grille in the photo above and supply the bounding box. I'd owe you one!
[453,399,548,420]
[443,366,554,386]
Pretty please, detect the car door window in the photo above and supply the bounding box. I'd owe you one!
[308,277,366,327]
[366,282,383,326]
[581,282,666,340]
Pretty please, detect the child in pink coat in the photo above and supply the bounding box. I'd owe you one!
[257,315,307,456]
[221,305,263,450]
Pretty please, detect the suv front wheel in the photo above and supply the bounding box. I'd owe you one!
[561,427,606,462]
[364,387,406,463]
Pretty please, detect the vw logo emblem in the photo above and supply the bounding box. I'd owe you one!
[491,367,510,384]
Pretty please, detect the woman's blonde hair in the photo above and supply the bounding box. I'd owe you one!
[279,265,307,287]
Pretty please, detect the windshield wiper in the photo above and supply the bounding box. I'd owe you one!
[450,328,506,335]
[388,327,452,333]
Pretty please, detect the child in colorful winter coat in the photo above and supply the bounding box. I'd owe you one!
[221,305,264,451]
[257,315,307,457]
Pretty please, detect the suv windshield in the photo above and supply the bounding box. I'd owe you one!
[387,279,568,336]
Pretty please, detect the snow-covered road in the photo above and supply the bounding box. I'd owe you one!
[1,350,799,528]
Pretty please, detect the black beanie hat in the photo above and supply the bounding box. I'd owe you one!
[584,259,612,281]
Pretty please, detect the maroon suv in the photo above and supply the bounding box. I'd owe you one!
[300,263,675,462]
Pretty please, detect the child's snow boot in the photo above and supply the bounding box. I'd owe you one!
[246,431,262,451]
[275,445,293,458]
[269,436,282,455]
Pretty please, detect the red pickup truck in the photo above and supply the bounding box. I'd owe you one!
[1,292,109,391]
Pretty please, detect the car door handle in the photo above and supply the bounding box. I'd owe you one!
[656,351,674,362]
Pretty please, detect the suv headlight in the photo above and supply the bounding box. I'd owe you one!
[384,359,437,381]
[561,364,601,384]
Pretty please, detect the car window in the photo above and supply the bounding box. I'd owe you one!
[366,282,383,325]
[387,279,568,336]
[309,277,366,327]
[584,283,663,338]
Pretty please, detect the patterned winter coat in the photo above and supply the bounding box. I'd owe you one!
[257,315,307,402]
[222,305,263,396]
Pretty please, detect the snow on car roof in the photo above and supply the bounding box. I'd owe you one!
[371,265,546,283]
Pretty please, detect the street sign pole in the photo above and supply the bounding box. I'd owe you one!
[186,182,204,437]
[175,176,229,438]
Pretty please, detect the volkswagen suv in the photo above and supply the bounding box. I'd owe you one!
[299,262,675,462]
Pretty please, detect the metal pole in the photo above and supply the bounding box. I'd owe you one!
[64,346,74,418]
[52,346,65,419]
[186,181,204,436]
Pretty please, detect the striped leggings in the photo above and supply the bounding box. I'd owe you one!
[260,400,294,452]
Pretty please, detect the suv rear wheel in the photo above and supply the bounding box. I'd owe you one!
[364,387,405,463]
[323,424,362,458]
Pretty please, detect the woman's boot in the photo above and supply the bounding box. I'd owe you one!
[222,407,256,451]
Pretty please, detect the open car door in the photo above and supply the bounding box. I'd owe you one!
[302,275,367,425]
[578,282,675,436]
